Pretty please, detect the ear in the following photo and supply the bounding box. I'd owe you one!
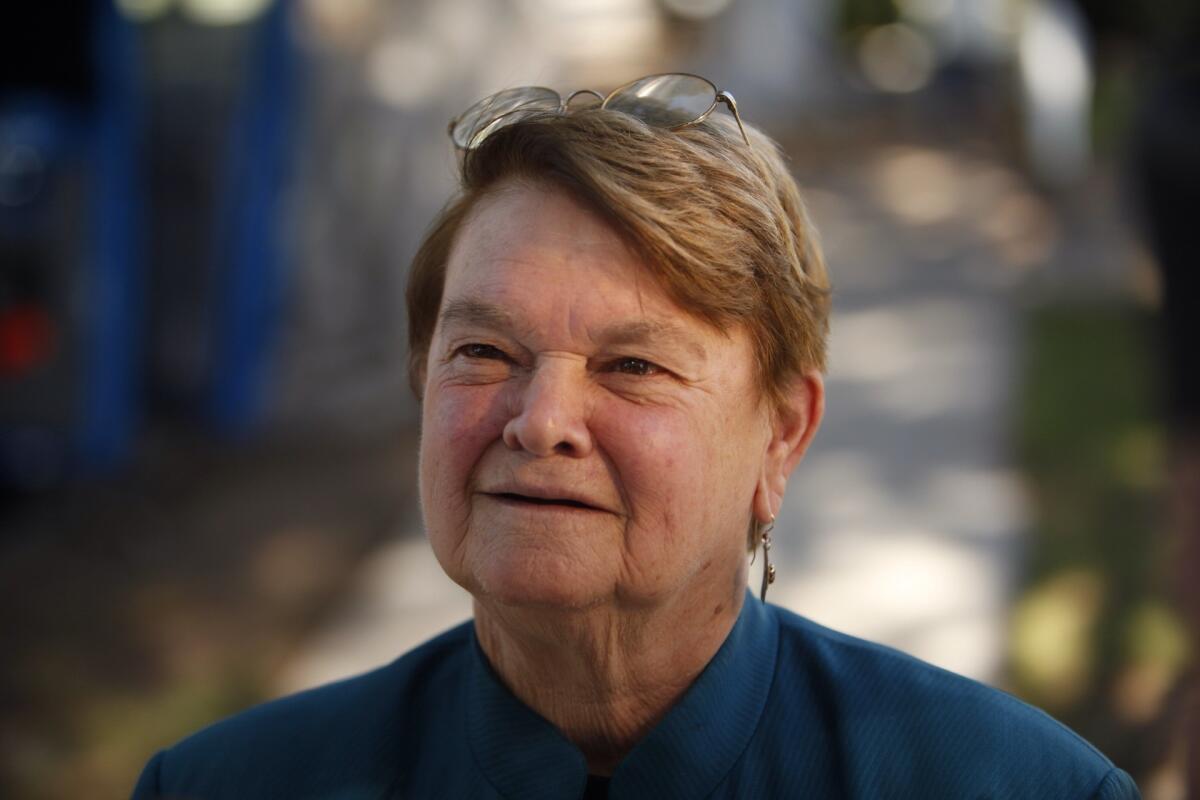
[753,370,825,524]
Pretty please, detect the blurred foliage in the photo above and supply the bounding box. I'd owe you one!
[1009,304,1190,783]
[8,669,266,800]
[834,0,899,38]
[1090,53,1138,157]
[1080,0,1200,45]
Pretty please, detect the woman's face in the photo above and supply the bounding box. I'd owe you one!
[419,181,775,612]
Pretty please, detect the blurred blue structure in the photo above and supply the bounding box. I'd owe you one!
[0,0,142,486]
[0,0,300,487]
[209,0,297,435]
[85,0,143,470]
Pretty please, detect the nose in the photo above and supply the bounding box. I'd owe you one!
[502,360,593,458]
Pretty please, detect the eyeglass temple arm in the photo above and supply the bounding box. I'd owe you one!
[717,90,750,146]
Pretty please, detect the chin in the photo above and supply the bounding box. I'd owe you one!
[472,552,611,611]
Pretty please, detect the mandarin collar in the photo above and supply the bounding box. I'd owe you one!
[465,593,779,799]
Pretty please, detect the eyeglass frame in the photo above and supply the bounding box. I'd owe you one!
[447,72,750,151]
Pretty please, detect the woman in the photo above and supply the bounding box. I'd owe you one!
[134,75,1138,799]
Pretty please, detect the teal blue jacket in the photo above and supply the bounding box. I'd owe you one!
[133,595,1139,799]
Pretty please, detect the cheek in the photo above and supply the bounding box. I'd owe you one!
[593,397,764,567]
[595,406,732,537]
[420,384,509,532]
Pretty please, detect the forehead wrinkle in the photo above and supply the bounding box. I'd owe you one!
[443,217,716,364]
[438,297,520,334]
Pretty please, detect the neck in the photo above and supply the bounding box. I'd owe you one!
[473,587,745,775]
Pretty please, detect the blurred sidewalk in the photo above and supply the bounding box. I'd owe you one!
[276,528,472,694]
[775,142,1037,681]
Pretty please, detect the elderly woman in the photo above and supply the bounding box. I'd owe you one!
[134,75,1138,799]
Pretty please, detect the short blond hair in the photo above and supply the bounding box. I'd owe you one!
[406,109,831,410]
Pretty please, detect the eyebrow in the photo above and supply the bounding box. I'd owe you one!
[439,298,517,332]
[601,319,709,361]
[437,298,709,362]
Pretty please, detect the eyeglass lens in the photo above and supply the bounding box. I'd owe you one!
[603,74,717,129]
[451,86,560,149]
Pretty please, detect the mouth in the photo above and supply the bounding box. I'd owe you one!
[485,492,601,512]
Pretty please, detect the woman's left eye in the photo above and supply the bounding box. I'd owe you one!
[612,357,660,376]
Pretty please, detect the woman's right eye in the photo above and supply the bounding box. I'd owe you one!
[458,343,507,360]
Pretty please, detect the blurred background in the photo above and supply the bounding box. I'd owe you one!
[1,0,1196,797]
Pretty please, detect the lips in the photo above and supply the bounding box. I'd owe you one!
[479,484,610,513]
[491,493,595,509]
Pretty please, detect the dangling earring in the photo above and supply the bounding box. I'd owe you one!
[759,516,776,603]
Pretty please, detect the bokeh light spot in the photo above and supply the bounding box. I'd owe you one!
[858,23,935,94]
[1010,569,1105,708]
